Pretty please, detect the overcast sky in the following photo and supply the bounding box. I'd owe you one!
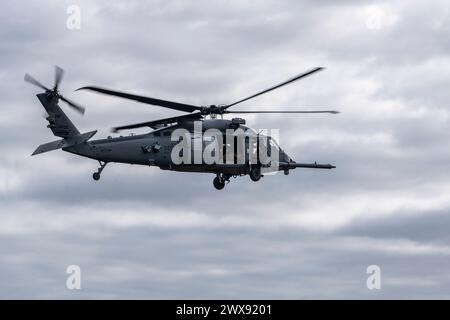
[1,0,450,298]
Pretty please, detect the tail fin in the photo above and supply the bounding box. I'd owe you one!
[33,93,96,155]
[37,93,80,139]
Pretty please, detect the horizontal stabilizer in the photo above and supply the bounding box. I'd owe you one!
[32,130,97,156]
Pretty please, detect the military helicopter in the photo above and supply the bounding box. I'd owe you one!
[25,66,337,190]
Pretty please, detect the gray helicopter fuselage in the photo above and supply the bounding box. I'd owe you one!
[64,119,290,175]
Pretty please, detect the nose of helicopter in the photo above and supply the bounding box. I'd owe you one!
[279,149,292,163]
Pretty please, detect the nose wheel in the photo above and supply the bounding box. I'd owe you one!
[92,161,107,181]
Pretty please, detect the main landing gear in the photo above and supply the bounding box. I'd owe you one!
[249,166,262,182]
[92,161,107,181]
[213,174,230,190]
[213,167,263,190]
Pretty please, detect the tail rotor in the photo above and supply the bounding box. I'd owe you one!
[25,65,85,115]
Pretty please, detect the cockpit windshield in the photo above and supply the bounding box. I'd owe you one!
[258,135,280,150]
[269,136,281,150]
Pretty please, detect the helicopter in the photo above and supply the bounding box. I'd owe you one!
[25,66,337,190]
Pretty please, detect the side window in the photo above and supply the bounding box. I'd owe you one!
[154,132,161,137]
[163,131,171,137]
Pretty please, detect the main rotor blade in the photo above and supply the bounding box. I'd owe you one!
[226,110,339,114]
[60,95,86,115]
[54,65,64,90]
[24,73,50,91]
[77,86,202,113]
[112,112,202,132]
[226,67,324,108]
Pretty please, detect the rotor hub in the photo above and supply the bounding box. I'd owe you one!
[200,104,227,115]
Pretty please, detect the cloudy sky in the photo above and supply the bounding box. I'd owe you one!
[1,0,450,298]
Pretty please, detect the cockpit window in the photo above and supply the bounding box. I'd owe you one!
[269,137,280,149]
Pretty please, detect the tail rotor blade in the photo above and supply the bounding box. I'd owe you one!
[60,95,85,115]
[54,65,64,90]
[24,73,50,91]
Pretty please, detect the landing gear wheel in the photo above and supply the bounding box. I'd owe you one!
[92,161,107,181]
[249,167,261,182]
[213,176,225,190]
